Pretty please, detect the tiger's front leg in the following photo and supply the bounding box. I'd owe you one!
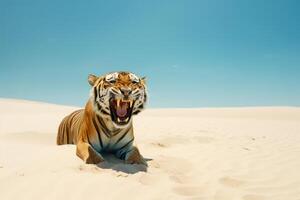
[76,141,104,164]
[118,146,147,166]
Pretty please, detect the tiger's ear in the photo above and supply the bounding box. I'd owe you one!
[88,74,98,86]
[141,76,147,85]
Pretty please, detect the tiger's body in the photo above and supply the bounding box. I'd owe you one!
[57,72,147,165]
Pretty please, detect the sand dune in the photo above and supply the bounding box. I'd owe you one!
[0,98,300,200]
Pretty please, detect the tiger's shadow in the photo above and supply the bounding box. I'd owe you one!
[95,153,152,174]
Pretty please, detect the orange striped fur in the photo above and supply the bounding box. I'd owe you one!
[57,72,147,165]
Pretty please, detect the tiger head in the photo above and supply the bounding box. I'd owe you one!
[88,71,147,127]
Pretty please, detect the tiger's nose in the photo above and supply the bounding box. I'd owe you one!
[120,87,132,96]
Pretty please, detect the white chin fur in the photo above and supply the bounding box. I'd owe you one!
[112,119,132,129]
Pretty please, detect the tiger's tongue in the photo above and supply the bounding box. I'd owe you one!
[116,104,128,117]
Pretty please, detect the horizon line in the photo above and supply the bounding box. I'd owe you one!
[1,97,299,109]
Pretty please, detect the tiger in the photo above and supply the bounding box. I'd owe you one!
[57,71,147,165]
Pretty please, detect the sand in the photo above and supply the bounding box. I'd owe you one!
[0,98,300,200]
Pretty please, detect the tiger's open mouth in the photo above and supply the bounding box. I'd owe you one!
[109,98,134,125]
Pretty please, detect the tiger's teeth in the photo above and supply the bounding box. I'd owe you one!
[129,101,133,107]
[117,118,121,122]
[117,99,120,107]
[125,117,129,122]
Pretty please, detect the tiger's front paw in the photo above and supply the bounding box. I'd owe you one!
[126,157,147,166]
[85,153,104,164]
[85,146,105,164]
[76,143,104,164]
[125,147,148,166]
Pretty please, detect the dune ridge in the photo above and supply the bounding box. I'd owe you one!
[0,98,300,200]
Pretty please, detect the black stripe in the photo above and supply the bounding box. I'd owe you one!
[110,128,122,136]
[97,102,101,111]
[132,110,141,115]
[118,138,134,151]
[101,109,110,115]
[92,116,103,148]
[111,87,120,94]
[114,131,129,146]
[76,122,82,145]
[120,151,127,160]
[96,116,111,138]
[62,121,67,144]
[93,87,97,102]
[65,126,69,143]
[66,115,76,143]
[67,111,79,143]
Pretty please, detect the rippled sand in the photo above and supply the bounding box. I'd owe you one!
[0,98,300,200]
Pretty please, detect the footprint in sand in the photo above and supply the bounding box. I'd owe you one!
[243,194,266,200]
[157,156,193,171]
[139,173,160,185]
[219,176,245,188]
[148,160,160,168]
[169,174,195,184]
[150,142,168,148]
[173,186,204,197]
[192,136,215,144]
[114,172,128,177]
[150,135,215,149]
[78,164,102,173]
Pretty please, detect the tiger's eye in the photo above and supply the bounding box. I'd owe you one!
[132,79,139,84]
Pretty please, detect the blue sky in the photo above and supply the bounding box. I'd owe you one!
[0,0,299,107]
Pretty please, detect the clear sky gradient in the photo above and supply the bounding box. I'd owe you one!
[1,0,299,107]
